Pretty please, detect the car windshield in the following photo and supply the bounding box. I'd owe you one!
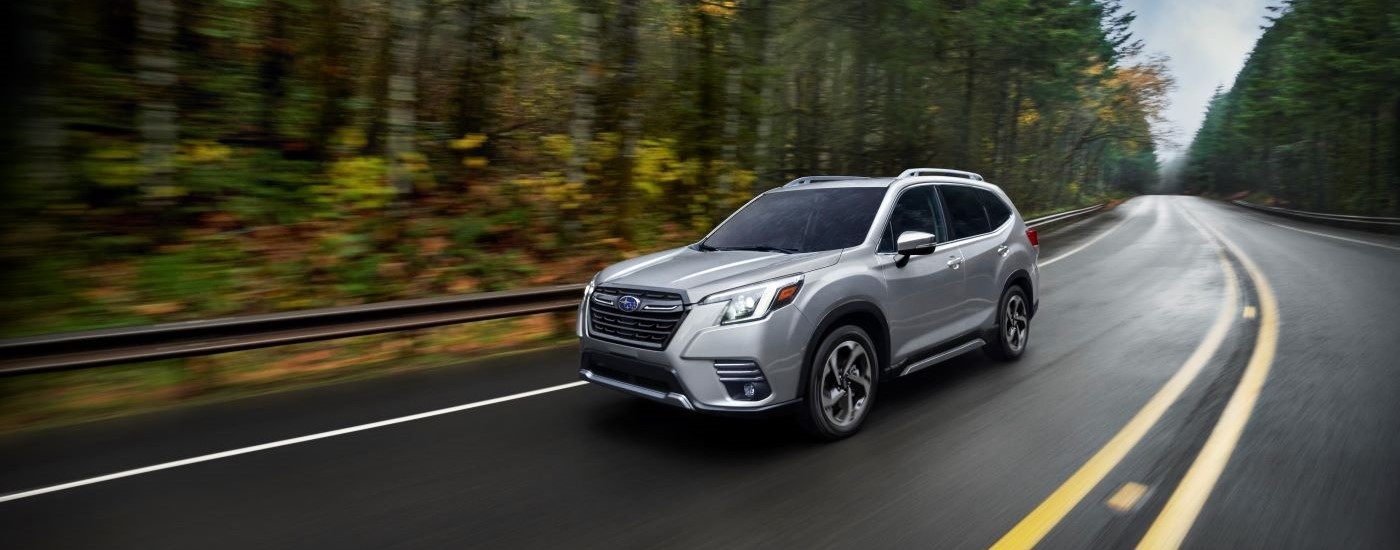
[700,187,887,253]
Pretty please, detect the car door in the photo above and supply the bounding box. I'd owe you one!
[874,185,967,362]
[937,184,1002,331]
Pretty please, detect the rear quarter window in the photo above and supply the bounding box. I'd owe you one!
[978,189,1012,228]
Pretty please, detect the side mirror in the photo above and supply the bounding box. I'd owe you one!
[896,231,937,256]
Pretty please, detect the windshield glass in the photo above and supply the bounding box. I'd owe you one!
[700,187,888,253]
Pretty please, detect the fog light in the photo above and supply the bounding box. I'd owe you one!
[743,383,757,399]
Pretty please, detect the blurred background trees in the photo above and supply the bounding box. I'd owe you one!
[2,0,1166,335]
[1182,0,1399,215]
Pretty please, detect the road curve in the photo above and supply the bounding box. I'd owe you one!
[1,196,1397,549]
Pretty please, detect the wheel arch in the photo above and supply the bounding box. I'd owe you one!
[1004,269,1036,319]
[799,301,890,396]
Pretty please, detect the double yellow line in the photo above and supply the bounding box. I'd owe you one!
[992,202,1280,550]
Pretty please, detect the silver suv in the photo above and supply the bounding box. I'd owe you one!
[577,168,1040,439]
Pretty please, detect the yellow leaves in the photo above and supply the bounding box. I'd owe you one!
[541,134,573,159]
[698,0,738,18]
[1018,105,1041,127]
[395,152,437,192]
[181,140,233,163]
[634,139,681,197]
[316,156,395,211]
[510,172,593,212]
[395,151,432,175]
[335,128,368,151]
[83,143,147,188]
[450,133,489,150]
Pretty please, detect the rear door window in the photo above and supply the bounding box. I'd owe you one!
[939,185,992,239]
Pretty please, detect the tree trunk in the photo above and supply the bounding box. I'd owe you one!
[613,0,640,240]
[259,0,289,144]
[989,70,1010,179]
[312,0,350,160]
[749,0,773,183]
[1391,96,1400,213]
[455,0,502,141]
[1005,79,1022,189]
[23,1,67,200]
[716,14,743,218]
[387,0,421,196]
[956,43,977,168]
[567,2,601,186]
[136,0,179,203]
[694,3,720,213]
[1367,103,1380,210]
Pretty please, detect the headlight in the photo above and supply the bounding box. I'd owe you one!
[700,274,804,325]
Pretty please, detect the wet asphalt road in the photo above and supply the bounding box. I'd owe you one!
[1,196,1398,549]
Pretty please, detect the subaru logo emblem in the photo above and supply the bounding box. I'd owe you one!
[617,295,641,313]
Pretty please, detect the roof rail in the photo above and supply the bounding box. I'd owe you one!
[896,168,984,181]
[782,175,870,188]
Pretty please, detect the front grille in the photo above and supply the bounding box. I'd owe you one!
[588,286,687,350]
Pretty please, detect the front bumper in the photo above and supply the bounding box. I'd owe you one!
[578,297,815,413]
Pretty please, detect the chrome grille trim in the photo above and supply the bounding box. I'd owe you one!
[588,286,686,350]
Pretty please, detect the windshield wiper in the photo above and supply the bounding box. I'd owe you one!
[707,245,800,254]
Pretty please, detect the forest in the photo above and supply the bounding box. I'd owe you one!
[1182,0,1399,215]
[0,0,1169,425]
[2,0,1168,335]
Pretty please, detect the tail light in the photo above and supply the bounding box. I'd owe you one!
[1026,228,1039,247]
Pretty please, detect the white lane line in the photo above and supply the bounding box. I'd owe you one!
[1259,220,1400,252]
[0,381,589,504]
[1038,201,1140,267]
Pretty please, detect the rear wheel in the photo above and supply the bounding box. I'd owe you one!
[985,285,1029,361]
[798,326,878,440]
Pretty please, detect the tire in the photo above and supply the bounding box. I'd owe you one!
[797,325,879,440]
[985,285,1030,361]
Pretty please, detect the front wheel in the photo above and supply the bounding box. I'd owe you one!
[985,285,1030,361]
[798,325,879,440]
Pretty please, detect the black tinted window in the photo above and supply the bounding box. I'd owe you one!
[940,185,992,239]
[879,187,944,252]
[978,189,1012,227]
[702,187,887,253]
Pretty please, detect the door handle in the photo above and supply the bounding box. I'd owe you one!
[996,245,1010,256]
[947,256,963,269]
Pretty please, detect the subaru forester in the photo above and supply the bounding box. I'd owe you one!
[578,168,1039,439]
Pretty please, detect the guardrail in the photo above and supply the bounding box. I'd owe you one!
[0,204,1107,377]
[0,285,585,376]
[1232,200,1400,233]
[1024,203,1106,230]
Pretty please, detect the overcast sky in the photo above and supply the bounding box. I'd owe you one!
[1118,0,1277,160]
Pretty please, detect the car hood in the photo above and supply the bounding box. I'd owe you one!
[595,246,843,303]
